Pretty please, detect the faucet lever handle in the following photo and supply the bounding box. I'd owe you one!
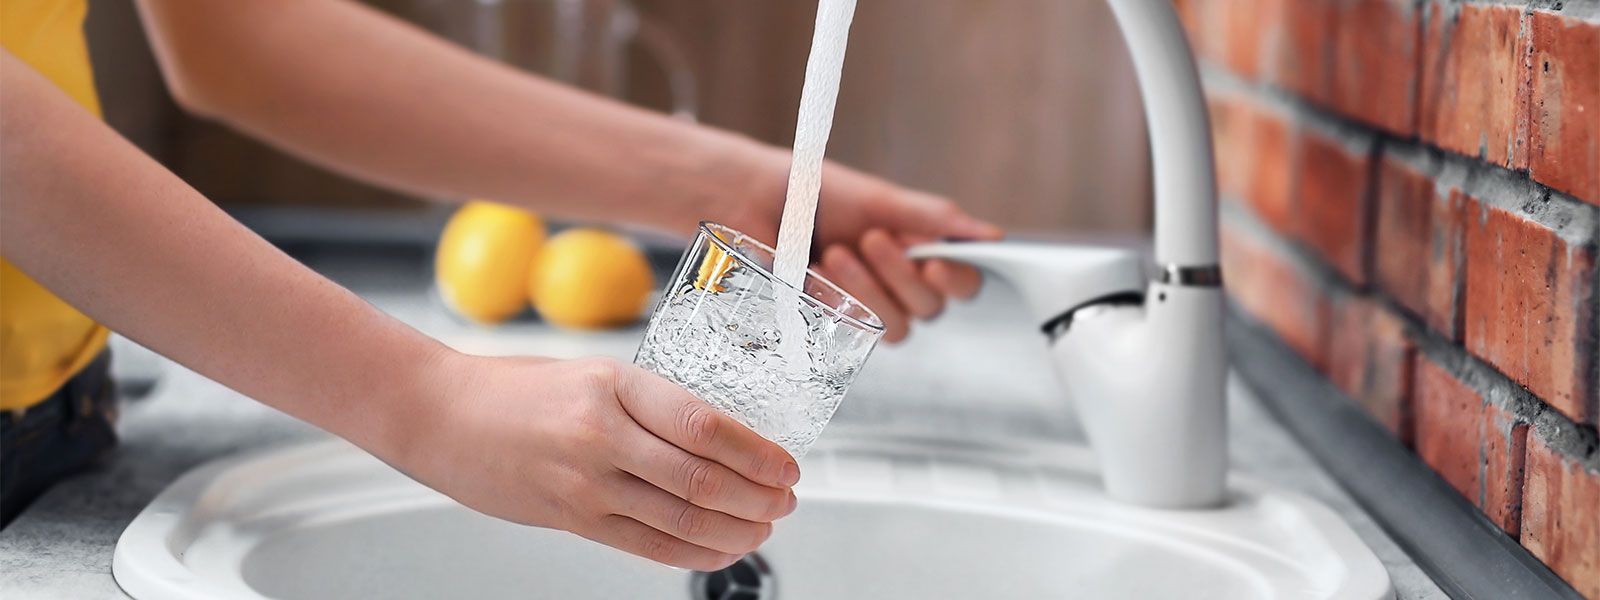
[909,242,1146,330]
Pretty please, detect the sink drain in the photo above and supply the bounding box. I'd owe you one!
[690,553,774,600]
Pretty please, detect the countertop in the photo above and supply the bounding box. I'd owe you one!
[0,250,1444,598]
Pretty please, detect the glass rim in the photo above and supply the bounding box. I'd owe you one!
[698,221,886,334]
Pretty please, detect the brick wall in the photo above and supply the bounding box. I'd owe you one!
[1177,0,1600,596]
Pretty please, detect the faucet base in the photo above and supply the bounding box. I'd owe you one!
[1051,284,1228,509]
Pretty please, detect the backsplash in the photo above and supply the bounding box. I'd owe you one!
[1177,0,1598,596]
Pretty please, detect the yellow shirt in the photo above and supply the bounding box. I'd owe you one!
[0,0,111,410]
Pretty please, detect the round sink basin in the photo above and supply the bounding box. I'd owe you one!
[114,432,1391,599]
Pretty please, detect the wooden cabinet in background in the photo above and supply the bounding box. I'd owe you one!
[87,0,1151,235]
[629,0,1152,234]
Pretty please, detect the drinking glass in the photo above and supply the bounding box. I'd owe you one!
[635,223,884,458]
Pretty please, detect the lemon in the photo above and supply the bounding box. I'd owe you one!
[434,201,546,324]
[530,228,655,330]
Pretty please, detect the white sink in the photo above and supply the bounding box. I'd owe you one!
[114,431,1392,599]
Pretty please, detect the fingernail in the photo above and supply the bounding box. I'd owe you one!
[785,490,799,515]
[780,461,801,486]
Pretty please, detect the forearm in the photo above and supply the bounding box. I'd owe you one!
[134,0,779,232]
[0,52,446,454]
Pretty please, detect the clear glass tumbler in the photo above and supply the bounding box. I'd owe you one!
[635,223,884,458]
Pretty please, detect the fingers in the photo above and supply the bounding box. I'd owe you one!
[613,428,796,522]
[922,259,983,300]
[580,514,741,571]
[608,473,773,555]
[615,367,799,488]
[895,233,983,301]
[860,230,944,320]
[820,244,909,343]
[816,235,983,344]
[863,188,1003,241]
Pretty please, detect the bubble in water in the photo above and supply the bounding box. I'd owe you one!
[635,286,869,458]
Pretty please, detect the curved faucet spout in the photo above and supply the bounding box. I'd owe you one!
[909,1,1227,509]
[1106,0,1218,268]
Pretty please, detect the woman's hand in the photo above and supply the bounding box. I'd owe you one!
[722,154,1004,343]
[389,352,799,571]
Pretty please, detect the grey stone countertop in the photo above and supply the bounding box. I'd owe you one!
[0,251,1443,598]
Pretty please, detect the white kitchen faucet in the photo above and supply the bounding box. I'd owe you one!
[910,0,1225,509]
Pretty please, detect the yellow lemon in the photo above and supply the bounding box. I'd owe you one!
[530,228,655,330]
[434,201,546,324]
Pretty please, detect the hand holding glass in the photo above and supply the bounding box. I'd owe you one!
[635,223,884,459]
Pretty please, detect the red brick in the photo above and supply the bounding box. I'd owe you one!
[1480,401,1529,539]
[1372,156,1467,339]
[1222,219,1330,368]
[1527,10,1600,205]
[1251,113,1294,231]
[1332,0,1421,135]
[1463,195,1598,423]
[1175,0,1214,66]
[1186,0,1420,135]
[1269,0,1339,105]
[1175,0,1216,64]
[1412,356,1529,534]
[1413,358,1478,498]
[1209,95,1294,232]
[1177,0,1287,82]
[1419,3,1533,169]
[1173,0,1198,28]
[1210,96,1248,202]
[1327,295,1415,442]
[1293,131,1372,284]
[1219,0,1283,81]
[1522,433,1600,599]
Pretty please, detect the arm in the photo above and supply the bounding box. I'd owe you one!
[0,50,441,452]
[134,0,1003,341]
[134,0,756,233]
[1,51,793,570]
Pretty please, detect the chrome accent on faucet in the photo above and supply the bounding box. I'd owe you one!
[1156,264,1223,287]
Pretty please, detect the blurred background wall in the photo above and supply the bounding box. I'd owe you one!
[84,0,1150,238]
